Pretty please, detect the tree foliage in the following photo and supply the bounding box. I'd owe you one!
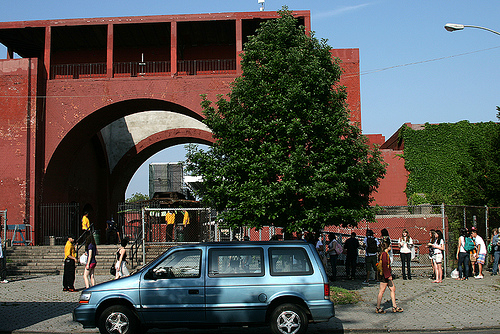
[402,119,500,206]
[186,8,386,232]
[126,192,149,203]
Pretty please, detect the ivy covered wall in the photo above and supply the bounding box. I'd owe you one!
[401,120,499,205]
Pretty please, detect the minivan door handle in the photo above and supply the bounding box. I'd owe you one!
[188,289,199,294]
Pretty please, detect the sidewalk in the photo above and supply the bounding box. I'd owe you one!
[0,272,499,333]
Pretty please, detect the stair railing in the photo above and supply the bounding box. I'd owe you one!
[129,228,143,269]
[75,223,95,255]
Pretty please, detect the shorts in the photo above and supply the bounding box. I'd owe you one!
[432,253,443,264]
[476,253,486,264]
[88,262,96,269]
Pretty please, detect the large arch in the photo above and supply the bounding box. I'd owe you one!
[42,99,213,235]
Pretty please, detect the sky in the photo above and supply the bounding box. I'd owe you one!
[1,1,499,198]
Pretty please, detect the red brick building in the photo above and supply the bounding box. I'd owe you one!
[0,11,363,243]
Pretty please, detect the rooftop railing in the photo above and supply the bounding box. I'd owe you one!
[50,59,236,79]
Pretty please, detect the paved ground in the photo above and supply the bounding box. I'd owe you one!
[0,270,499,333]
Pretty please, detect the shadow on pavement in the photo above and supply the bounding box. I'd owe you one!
[0,301,77,333]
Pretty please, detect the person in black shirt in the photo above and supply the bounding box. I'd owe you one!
[344,232,360,280]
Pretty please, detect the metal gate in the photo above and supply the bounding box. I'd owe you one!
[39,203,80,245]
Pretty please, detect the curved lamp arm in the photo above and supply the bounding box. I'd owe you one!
[445,23,500,36]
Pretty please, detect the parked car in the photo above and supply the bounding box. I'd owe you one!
[73,241,334,334]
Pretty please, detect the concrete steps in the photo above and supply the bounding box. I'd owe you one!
[5,244,143,276]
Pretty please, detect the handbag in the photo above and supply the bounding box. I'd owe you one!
[376,254,384,276]
[79,253,88,265]
[110,263,116,276]
[469,252,476,263]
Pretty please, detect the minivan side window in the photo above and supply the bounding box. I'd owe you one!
[152,249,201,279]
[269,247,313,276]
[208,248,264,277]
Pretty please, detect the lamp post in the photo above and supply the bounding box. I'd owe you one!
[444,23,500,36]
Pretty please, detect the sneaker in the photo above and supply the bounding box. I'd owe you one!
[0,280,8,283]
[475,275,484,279]
[362,280,370,284]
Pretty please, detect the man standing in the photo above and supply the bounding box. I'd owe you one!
[492,228,500,276]
[63,235,78,291]
[0,230,8,283]
[363,229,379,284]
[471,227,486,279]
[327,233,342,281]
[81,211,90,239]
[344,232,360,280]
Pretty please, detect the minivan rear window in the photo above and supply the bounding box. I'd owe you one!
[208,248,264,277]
[269,247,313,276]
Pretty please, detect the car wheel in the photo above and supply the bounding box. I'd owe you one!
[270,303,308,334]
[98,305,139,334]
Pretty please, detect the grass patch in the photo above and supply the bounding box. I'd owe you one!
[330,286,361,305]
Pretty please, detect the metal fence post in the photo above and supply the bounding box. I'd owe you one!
[441,203,447,278]
[142,207,146,265]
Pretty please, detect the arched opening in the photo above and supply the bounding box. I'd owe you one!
[40,99,213,244]
[125,143,211,200]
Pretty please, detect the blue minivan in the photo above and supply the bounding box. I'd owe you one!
[73,241,334,334]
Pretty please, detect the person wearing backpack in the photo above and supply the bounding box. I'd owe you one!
[363,229,379,284]
[327,233,343,281]
[491,228,500,276]
[456,228,470,280]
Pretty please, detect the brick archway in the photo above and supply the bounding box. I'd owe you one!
[42,99,213,239]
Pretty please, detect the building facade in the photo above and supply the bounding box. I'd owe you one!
[0,10,361,243]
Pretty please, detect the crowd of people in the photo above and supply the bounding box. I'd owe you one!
[313,225,500,313]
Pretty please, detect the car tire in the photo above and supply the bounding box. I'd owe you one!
[270,303,308,334]
[98,305,139,334]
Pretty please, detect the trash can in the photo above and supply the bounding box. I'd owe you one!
[93,230,100,245]
[49,236,56,246]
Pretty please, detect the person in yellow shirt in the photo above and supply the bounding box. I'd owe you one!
[63,235,78,292]
[81,211,90,240]
[165,211,175,225]
[183,210,190,226]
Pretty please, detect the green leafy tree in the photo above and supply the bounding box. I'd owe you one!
[186,8,386,232]
[126,192,149,203]
[458,111,500,207]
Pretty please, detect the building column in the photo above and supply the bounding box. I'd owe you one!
[171,21,177,76]
[236,19,243,75]
[44,26,51,79]
[107,23,114,78]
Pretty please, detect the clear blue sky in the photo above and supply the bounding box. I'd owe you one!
[1,1,499,198]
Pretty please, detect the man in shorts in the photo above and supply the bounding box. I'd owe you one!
[471,227,486,279]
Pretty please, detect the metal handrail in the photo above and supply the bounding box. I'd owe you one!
[75,223,94,254]
[129,228,143,269]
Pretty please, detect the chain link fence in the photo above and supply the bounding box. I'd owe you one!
[116,203,500,276]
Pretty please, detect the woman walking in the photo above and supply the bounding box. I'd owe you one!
[456,227,469,280]
[114,237,130,279]
[83,233,97,289]
[376,241,403,314]
[398,229,413,280]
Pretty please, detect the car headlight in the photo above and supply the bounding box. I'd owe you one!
[79,292,92,304]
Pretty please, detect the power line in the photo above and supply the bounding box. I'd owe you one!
[342,45,500,79]
[1,45,500,98]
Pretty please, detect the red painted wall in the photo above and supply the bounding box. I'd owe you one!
[0,58,37,231]
[0,11,363,243]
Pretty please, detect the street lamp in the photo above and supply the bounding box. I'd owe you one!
[444,23,500,36]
